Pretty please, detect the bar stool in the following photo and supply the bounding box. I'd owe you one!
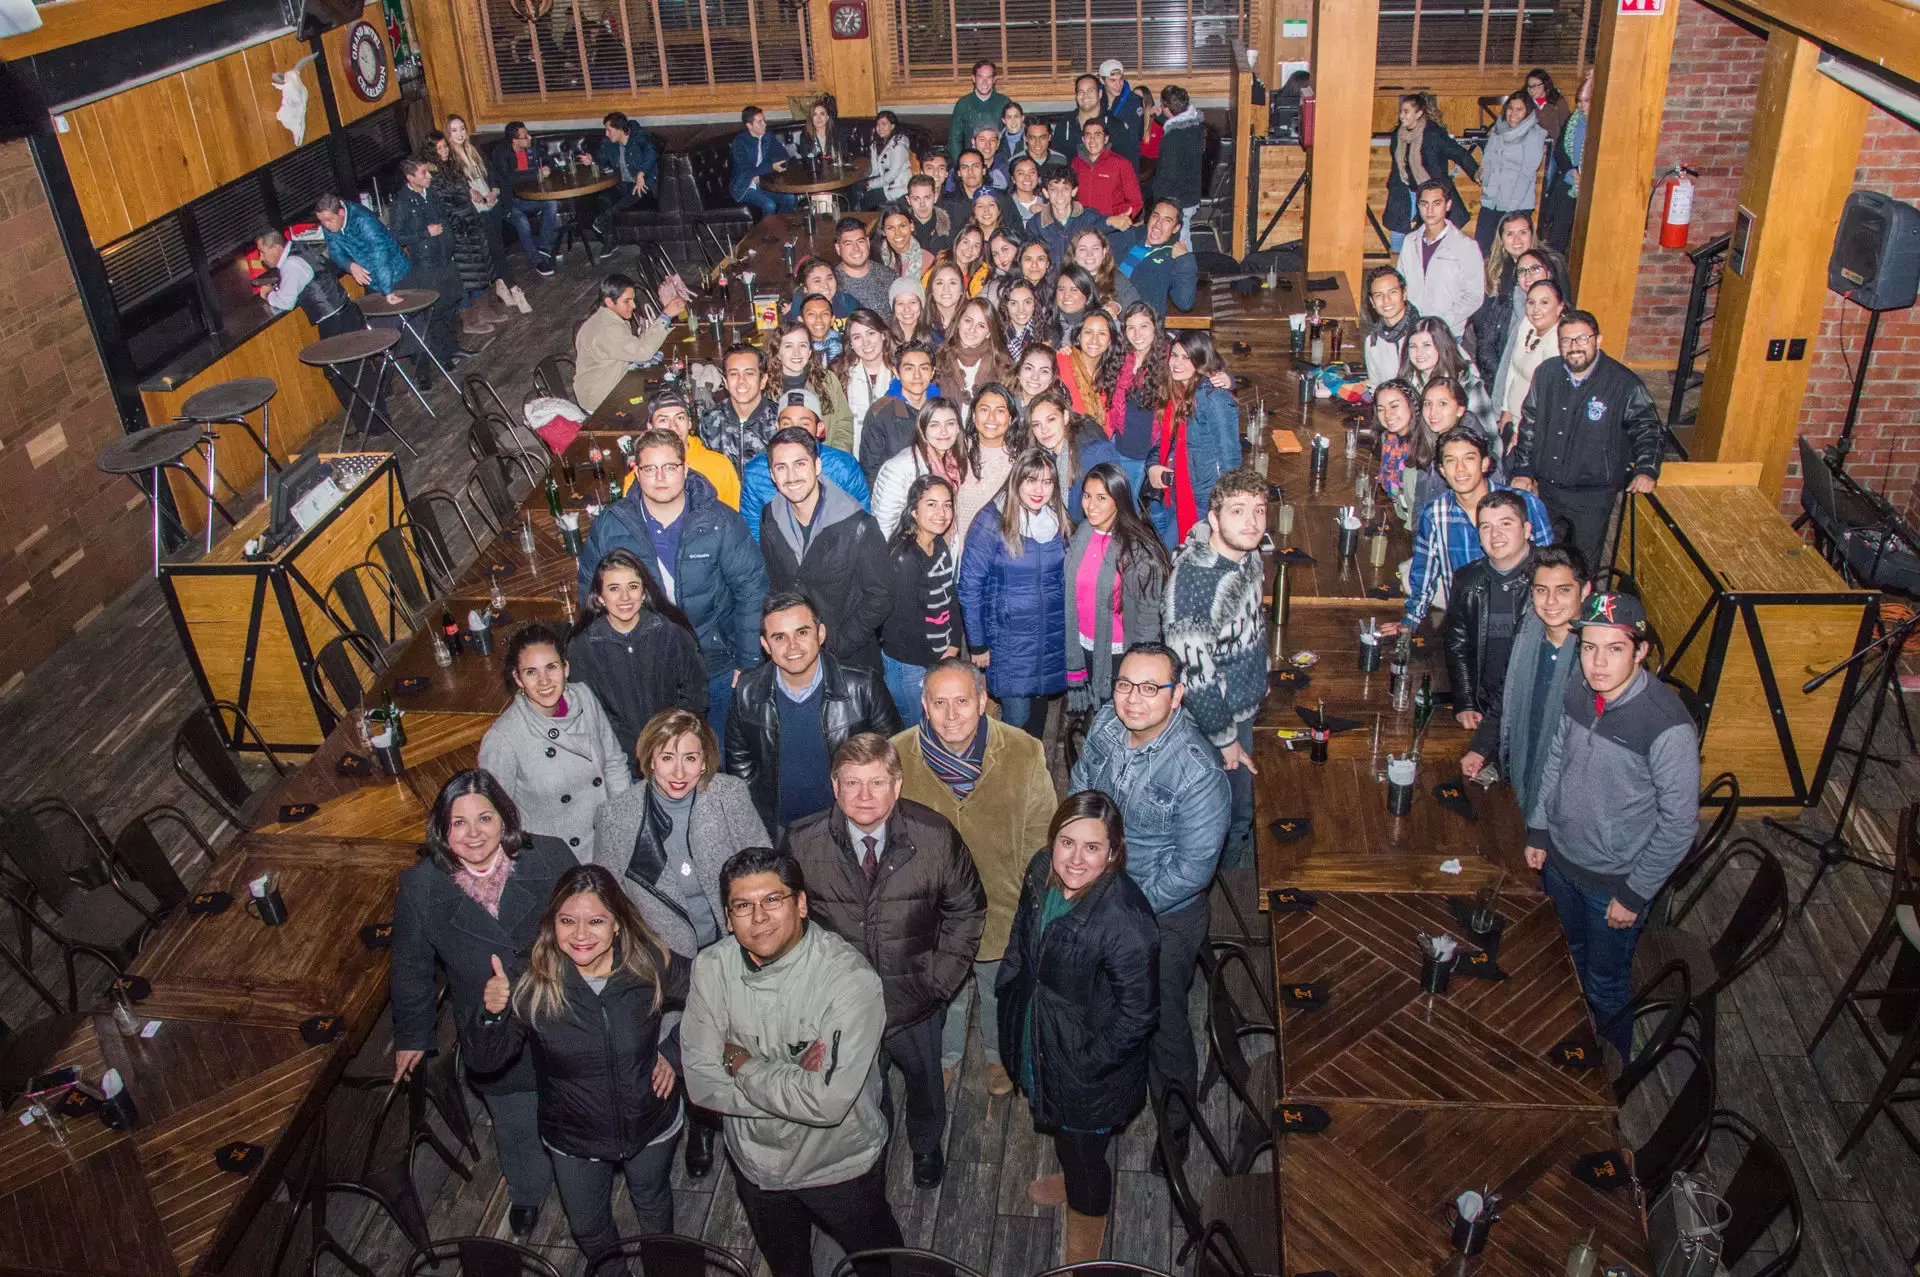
[1807,801,1920,1158]
[357,288,451,412]
[96,423,242,574]
[178,377,279,502]
[298,328,418,459]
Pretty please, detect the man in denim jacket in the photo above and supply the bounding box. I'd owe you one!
[1069,640,1229,1155]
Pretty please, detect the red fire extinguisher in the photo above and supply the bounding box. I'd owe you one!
[1657,165,1697,250]
[1299,85,1316,149]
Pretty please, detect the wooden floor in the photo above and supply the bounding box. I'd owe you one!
[7,244,1920,1275]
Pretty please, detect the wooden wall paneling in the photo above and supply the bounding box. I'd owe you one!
[243,35,328,165]
[0,0,224,60]
[182,55,276,190]
[411,0,478,126]
[56,105,135,244]
[811,0,878,116]
[87,73,213,231]
[1566,0,1678,344]
[1689,30,1867,501]
[324,5,402,128]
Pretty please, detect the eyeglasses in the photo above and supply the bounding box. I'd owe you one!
[1559,333,1596,347]
[1114,678,1176,698]
[726,891,796,919]
[635,463,684,478]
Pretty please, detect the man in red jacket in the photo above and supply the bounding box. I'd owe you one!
[1069,119,1141,227]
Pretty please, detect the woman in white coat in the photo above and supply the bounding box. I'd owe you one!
[862,110,914,209]
[1497,278,1566,448]
[872,398,968,538]
[1473,93,1547,261]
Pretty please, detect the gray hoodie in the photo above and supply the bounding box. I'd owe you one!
[1527,668,1700,912]
[682,922,891,1191]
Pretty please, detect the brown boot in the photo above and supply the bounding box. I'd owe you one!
[480,293,512,324]
[460,306,497,336]
[1027,1173,1066,1207]
[1061,1208,1106,1265]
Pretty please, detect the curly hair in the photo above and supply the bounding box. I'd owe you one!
[997,279,1058,355]
[1118,302,1170,416]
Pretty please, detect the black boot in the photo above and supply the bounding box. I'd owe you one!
[684,1121,716,1178]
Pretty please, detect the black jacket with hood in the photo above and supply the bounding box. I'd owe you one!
[759,478,894,676]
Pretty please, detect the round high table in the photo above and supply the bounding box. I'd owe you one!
[179,376,278,502]
[298,328,416,459]
[97,422,240,572]
[513,166,618,264]
[764,156,871,217]
[358,288,451,413]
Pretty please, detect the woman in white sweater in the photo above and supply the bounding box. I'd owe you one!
[1498,278,1566,445]
[953,384,1020,564]
[872,398,968,537]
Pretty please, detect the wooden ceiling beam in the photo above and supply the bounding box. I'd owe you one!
[1704,0,1920,84]
[0,0,229,60]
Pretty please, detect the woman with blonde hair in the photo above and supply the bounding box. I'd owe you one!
[471,863,691,1269]
[446,113,529,314]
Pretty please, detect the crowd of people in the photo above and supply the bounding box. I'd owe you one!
[364,55,1706,1277]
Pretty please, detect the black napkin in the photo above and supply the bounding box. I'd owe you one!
[394,676,430,695]
[1548,1036,1605,1070]
[1573,1148,1630,1190]
[360,922,394,950]
[1432,781,1478,822]
[337,752,373,777]
[300,1014,345,1045]
[111,975,152,1002]
[187,891,233,916]
[278,803,319,824]
[1298,707,1364,734]
[1458,949,1508,980]
[1277,547,1316,566]
[1367,584,1403,600]
[1268,887,1318,913]
[57,1088,101,1119]
[1270,667,1310,691]
[1272,1103,1331,1134]
[214,1141,266,1173]
[1231,341,1253,355]
[488,561,513,575]
[1268,817,1312,843]
[1279,982,1330,1011]
[1306,276,1339,292]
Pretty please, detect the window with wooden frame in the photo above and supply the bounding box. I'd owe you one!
[477,0,819,100]
[885,0,1247,85]
[1377,0,1598,71]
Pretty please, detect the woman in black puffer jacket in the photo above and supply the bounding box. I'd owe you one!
[471,863,692,1274]
[997,790,1159,1267]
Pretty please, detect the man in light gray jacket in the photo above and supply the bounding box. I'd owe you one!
[683,847,903,1277]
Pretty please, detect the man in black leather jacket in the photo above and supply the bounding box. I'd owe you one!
[1509,308,1663,570]
[1444,489,1540,767]
[725,591,903,836]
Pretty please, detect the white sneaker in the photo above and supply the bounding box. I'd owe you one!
[508,285,532,315]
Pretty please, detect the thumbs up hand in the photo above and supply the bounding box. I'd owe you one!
[484,954,511,1015]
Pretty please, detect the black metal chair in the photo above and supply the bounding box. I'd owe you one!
[586,1236,751,1277]
[1809,803,1920,1158]
[531,353,576,403]
[0,804,159,1008]
[326,560,421,647]
[0,920,64,1020]
[1206,868,1269,955]
[464,457,521,535]
[1201,941,1278,1173]
[107,804,216,916]
[1608,959,1697,1104]
[1191,1220,1257,1277]
[1618,1035,1715,1198]
[307,630,387,728]
[1630,837,1789,1058]
[1152,1082,1278,1273]
[1702,1109,1803,1277]
[403,1237,563,1277]
[0,1009,86,1108]
[461,373,516,427]
[173,700,289,829]
[1036,1264,1171,1277]
[827,1250,986,1277]
[373,525,440,618]
[406,486,493,572]
[1647,772,1741,927]
[471,411,542,489]
[324,1058,470,1277]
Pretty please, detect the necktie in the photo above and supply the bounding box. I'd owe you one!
[861,835,880,887]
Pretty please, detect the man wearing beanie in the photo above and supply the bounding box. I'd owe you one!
[1524,592,1698,1056]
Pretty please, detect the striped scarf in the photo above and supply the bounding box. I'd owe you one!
[920,715,988,800]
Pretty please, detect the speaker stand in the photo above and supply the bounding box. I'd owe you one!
[1830,307,1882,466]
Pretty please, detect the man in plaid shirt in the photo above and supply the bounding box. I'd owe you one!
[1399,427,1553,631]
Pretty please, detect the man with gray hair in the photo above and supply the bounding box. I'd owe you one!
[894,658,1058,1096]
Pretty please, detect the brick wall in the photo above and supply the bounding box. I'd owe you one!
[1622,0,1767,366]
[0,138,152,695]
[1791,106,1920,523]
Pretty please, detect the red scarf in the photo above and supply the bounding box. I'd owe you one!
[1157,401,1198,540]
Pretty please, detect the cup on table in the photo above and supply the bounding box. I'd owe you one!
[98,1069,137,1132]
[469,620,494,657]
[1420,948,1457,995]
[557,512,583,556]
[1358,631,1383,672]
[1448,1191,1497,1255]
[1386,755,1416,815]
[371,730,405,777]
[246,871,289,926]
[1336,515,1361,558]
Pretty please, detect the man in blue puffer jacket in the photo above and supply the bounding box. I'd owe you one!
[740,391,870,540]
[576,430,769,743]
[317,191,411,299]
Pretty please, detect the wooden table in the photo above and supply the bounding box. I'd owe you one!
[513,165,619,266]
[1166,286,1214,331]
[762,156,870,196]
[372,596,571,715]
[251,711,493,840]
[0,833,417,1277]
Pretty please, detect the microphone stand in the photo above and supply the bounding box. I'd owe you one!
[1762,602,1920,912]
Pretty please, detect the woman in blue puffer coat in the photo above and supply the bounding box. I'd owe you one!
[958,446,1068,737]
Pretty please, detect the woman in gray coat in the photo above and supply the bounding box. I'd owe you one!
[1473,92,1547,260]
[1065,462,1169,712]
[479,622,632,858]
[591,705,769,1181]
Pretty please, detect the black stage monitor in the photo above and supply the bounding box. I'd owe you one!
[263,453,334,553]
[1829,191,1920,312]
[283,0,365,39]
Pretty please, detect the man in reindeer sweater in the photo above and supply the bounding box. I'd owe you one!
[1165,468,1271,869]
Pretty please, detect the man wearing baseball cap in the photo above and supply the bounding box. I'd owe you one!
[1523,592,1698,1057]
[1097,59,1147,164]
[645,389,739,510]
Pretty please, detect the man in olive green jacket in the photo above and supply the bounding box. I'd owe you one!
[894,658,1058,1094]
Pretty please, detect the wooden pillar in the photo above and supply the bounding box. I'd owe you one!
[1302,0,1376,288]
[1691,30,1867,499]
[410,0,477,127]
[812,0,877,117]
[1565,0,1679,342]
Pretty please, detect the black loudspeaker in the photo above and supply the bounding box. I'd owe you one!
[1829,191,1920,312]
[280,0,364,39]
